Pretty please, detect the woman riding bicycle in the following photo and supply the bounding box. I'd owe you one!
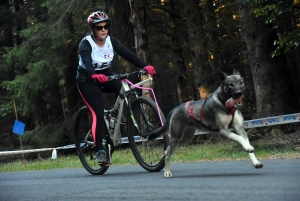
[76,11,156,165]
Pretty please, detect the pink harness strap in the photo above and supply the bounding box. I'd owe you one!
[186,97,209,122]
[230,107,236,116]
[185,99,236,124]
[186,100,199,121]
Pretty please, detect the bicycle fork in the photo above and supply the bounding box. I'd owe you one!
[126,97,145,137]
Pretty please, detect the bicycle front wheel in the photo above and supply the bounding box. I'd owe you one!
[127,96,167,172]
[73,106,109,175]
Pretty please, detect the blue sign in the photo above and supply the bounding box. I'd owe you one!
[12,120,25,136]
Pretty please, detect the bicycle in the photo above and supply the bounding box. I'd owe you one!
[73,70,168,175]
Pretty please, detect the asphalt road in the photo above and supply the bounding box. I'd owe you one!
[1,159,299,201]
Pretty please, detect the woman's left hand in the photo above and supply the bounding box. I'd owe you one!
[143,66,156,75]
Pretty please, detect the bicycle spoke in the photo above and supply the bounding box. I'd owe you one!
[127,97,167,172]
[74,106,109,175]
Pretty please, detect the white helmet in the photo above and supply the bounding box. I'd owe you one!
[87,11,109,27]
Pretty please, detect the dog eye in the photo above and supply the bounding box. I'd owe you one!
[229,83,234,87]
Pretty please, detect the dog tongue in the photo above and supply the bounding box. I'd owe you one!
[225,96,244,108]
[225,98,235,108]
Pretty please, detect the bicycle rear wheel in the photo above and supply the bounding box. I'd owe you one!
[127,96,167,172]
[73,106,109,175]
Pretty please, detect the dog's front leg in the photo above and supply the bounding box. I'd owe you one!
[219,128,255,152]
[249,152,263,168]
[234,127,263,168]
[224,127,263,168]
[232,116,263,168]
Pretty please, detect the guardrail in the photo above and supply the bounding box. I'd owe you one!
[195,113,300,134]
[0,113,299,157]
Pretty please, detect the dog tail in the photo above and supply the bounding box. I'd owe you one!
[147,107,175,140]
[147,126,167,141]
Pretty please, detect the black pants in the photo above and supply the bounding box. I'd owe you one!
[77,72,121,151]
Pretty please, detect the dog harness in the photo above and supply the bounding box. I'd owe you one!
[185,96,236,131]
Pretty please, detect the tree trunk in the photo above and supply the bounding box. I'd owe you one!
[0,0,14,80]
[64,12,80,118]
[129,0,153,98]
[205,0,223,85]
[184,0,212,100]
[273,0,300,106]
[238,3,300,117]
[14,0,24,46]
[169,0,188,104]
[106,0,132,73]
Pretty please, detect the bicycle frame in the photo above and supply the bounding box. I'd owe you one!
[74,70,167,174]
[104,77,154,146]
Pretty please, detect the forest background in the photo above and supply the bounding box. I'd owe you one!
[0,0,299,151]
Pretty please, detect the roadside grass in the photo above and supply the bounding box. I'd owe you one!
[1,140,299,173]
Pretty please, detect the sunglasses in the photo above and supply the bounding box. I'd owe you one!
[94,25,109,31]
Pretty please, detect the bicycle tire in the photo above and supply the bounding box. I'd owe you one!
[127,96,167,172]
[73,106,109,175]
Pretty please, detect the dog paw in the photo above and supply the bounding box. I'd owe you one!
[164,171,173,178]
[254,162,263,169]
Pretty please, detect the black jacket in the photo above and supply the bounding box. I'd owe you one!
[76,35,148,82]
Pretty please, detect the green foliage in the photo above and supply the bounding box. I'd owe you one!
[1,59,62,117]
[1,2,75,119]
[19,22,47,38]
[0,0,108,149]
[272,30,300,58]
[22,117,73,148]
[0,155,82,172]
[254,1,299,57]
[0,100,14,118]
[255,3,283,24]
[3,45,30,72]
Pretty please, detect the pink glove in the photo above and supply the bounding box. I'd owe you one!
[91,74,108,83]
[143,66,156,75]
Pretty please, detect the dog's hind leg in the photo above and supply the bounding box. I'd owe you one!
[164,127,195,178]
[164,137,180,178]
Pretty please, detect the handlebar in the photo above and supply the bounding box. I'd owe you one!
[107,69,147,81]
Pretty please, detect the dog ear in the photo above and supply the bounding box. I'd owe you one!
[233,69,241,76]
[219,71,228,81]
